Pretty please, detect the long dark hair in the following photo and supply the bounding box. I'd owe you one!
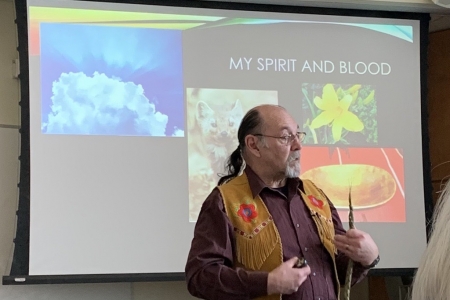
[218,108,263,185]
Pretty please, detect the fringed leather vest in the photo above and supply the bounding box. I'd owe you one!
[218,173,340,300]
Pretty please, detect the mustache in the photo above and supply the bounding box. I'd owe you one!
[288,151,300,161]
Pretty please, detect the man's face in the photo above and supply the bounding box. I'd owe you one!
[258,110,302,179]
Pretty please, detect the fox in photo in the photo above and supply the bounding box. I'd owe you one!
[187,88,278,221]
[194,98,244,177]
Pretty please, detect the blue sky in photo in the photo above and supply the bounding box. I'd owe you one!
[40,23,184,136]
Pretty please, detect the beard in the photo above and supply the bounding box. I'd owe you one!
[285,151,300,178]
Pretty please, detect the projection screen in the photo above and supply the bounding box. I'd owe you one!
[22,0,429,278]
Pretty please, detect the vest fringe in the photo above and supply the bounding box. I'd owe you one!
[235,222,278,271]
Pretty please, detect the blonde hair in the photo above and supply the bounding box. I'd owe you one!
[411,181,450,300]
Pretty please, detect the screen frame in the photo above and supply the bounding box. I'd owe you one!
[3,0,432,285]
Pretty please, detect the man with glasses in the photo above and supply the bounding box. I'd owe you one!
[186,105,379,300]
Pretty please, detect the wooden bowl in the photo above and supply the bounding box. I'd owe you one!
[301,164,397,209]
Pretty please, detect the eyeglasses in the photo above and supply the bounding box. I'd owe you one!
[253,131,306,145]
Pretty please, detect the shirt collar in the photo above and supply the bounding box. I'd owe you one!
[244,165,302,199]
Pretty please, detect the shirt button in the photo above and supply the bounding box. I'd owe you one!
[313,272,316,276]
[296,224,300,227]
[304,247,308,252]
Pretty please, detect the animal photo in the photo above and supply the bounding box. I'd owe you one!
[187,88,278,222]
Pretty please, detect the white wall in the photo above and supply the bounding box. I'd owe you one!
[0,0,413,299]
[0,0,20,283]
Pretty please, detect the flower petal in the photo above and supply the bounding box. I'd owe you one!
[346,84,362,94]
[363,90,375,104]
[310,110,339,129]
[351,90,359,104]
[322,84,339,104]
[332,121,343,142]
[314,84,339,110]
[340,111,364,132]
[339,94,353,111]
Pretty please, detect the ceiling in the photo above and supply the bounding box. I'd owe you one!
[203,0,448,13]
[430,13,450,31]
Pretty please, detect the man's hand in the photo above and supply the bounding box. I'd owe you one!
[267,257,311,295]
[334,229,379,266]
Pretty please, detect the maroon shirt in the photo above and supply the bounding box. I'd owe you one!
[186,167,368,300]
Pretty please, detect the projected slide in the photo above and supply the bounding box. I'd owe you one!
[27,0,425,276]
[187,88,278,221]
[39,23,184,136]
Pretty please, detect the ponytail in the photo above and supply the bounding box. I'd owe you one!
[218,146,243,185]
[217,107,263,185]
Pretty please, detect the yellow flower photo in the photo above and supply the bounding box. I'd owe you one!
[302,83,377,145]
